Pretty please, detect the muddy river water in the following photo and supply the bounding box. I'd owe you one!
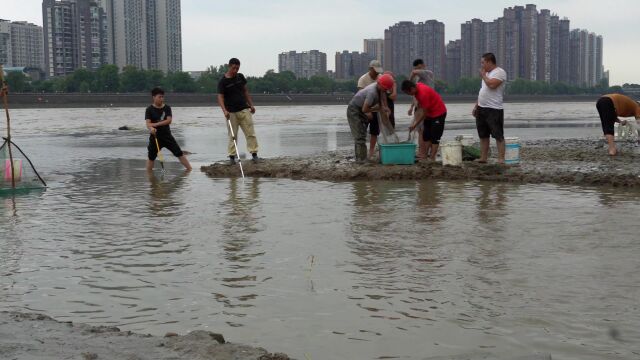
[0,104,639,359]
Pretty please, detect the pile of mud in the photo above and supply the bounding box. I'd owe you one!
[0,312,289,360]
[202,139,640,187]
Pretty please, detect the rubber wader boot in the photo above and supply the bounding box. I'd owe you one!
[355,144,368,162]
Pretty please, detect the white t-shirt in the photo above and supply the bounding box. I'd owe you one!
[357,73,377,89]
[478,67,507,110]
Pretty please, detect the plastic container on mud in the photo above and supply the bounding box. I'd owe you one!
[441,141,462,166]
[379,143,417,165]
[505,137,521,165]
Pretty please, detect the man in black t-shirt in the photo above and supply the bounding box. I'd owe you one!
[217,58,259,165]
[145,87,192,172]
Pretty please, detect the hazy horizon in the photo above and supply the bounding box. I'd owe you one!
[2,0,638,85]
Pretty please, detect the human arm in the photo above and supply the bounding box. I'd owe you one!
[409,110,426,132]
[479,68,504,89]
[243,84,256,114]
[217,94,230,119]
[389,81,397,102]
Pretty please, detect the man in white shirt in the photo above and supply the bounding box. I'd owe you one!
[357,60,384,159]
[472,53,507,164]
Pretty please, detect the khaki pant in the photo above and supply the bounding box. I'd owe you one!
[227,109,259,156]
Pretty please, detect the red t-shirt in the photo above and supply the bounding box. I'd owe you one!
[415,83,447,118]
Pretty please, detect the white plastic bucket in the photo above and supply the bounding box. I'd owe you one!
[505,137,520,165]
[457,134,475,146]
[441,141,462,166]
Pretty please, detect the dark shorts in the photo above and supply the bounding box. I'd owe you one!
[387,97,395,129]
[476,106,504,141]
[423,112,447,144]
[596,96,616,135]
[368,112,380,136]
[148,132,184,160]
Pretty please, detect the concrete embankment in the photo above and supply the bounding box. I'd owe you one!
[7,93,600,108]
[202,139,640,187]
[0,312,290,360]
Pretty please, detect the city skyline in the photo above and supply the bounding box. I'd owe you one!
[1,0,637,85]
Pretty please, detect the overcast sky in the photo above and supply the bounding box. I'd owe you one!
[3,0,638,84]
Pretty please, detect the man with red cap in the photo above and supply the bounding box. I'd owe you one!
[347,74,394,163]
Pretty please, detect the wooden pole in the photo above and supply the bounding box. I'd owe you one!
[0,65,16,189]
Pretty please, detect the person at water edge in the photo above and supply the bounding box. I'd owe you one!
[145,87,192,172]
[347,74,394,163]
[401,80,447,161]
[408,59,436,159]
[472,53,507,164]
[357,60,384,159]
[218,58,259,165]
[595,93,640,156]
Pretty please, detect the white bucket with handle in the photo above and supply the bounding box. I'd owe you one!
[441,141,462,166]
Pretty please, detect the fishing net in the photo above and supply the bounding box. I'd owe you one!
[377,111,400,144]
[0,137,46,193]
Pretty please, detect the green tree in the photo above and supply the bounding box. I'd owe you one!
[165,71,197,93]
[146,69,165,90]
[119,66,147,92]
[94,64,119,92]
[5,72,29,92]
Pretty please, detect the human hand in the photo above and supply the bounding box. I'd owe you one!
[149,127,157,135]
[408,108,413,116]
[472,106,478,118]
[223,110,230,120]
[250,106,256,114]
[365,112,373,121]
[620,120,628,126]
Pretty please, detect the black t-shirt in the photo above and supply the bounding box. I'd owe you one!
[217,73,250,113]
[145,104,172,134]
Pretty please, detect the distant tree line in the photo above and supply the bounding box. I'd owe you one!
[2,64,628,96]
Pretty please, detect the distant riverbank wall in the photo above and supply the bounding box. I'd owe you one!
[6,93,600,109]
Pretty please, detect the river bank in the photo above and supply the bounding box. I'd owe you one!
[202,138,640,187]
[7,93,600,108]
[0,312,290,360]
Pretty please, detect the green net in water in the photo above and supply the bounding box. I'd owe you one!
[0,137,46,193]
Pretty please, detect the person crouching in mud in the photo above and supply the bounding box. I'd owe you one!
[595,93,640,156]
[347,73,394,163]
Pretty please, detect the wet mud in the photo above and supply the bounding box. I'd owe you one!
[0,312,290,360]
[202,139,640,187]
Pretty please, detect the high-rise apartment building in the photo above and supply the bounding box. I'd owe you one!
[384,20,445,79]
[537,9,551,82]
[335,51,374,80]
[278,50,327,79]
[0,20,12,67]
[445,40,461,85]
[363,39,384,64]
[42,0,182,77]
[453,6,601,86]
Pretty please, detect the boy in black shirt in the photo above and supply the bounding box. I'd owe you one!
[145,87,192,172]
[217,58,259,165]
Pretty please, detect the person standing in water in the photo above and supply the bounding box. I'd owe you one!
[218,58,260,165]
[145,87,192,172]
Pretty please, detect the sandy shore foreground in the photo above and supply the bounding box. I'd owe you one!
[0,312,290,360]
[202,139,640,187]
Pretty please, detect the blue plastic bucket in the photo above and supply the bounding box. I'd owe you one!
[379,143,416,165]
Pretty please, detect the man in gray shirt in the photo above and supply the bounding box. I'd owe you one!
[347,74,394,162]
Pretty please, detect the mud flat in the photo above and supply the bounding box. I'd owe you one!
[0,312,289,360]
[202,139,640,187]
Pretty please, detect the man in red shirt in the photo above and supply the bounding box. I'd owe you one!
[401,80,447,161]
